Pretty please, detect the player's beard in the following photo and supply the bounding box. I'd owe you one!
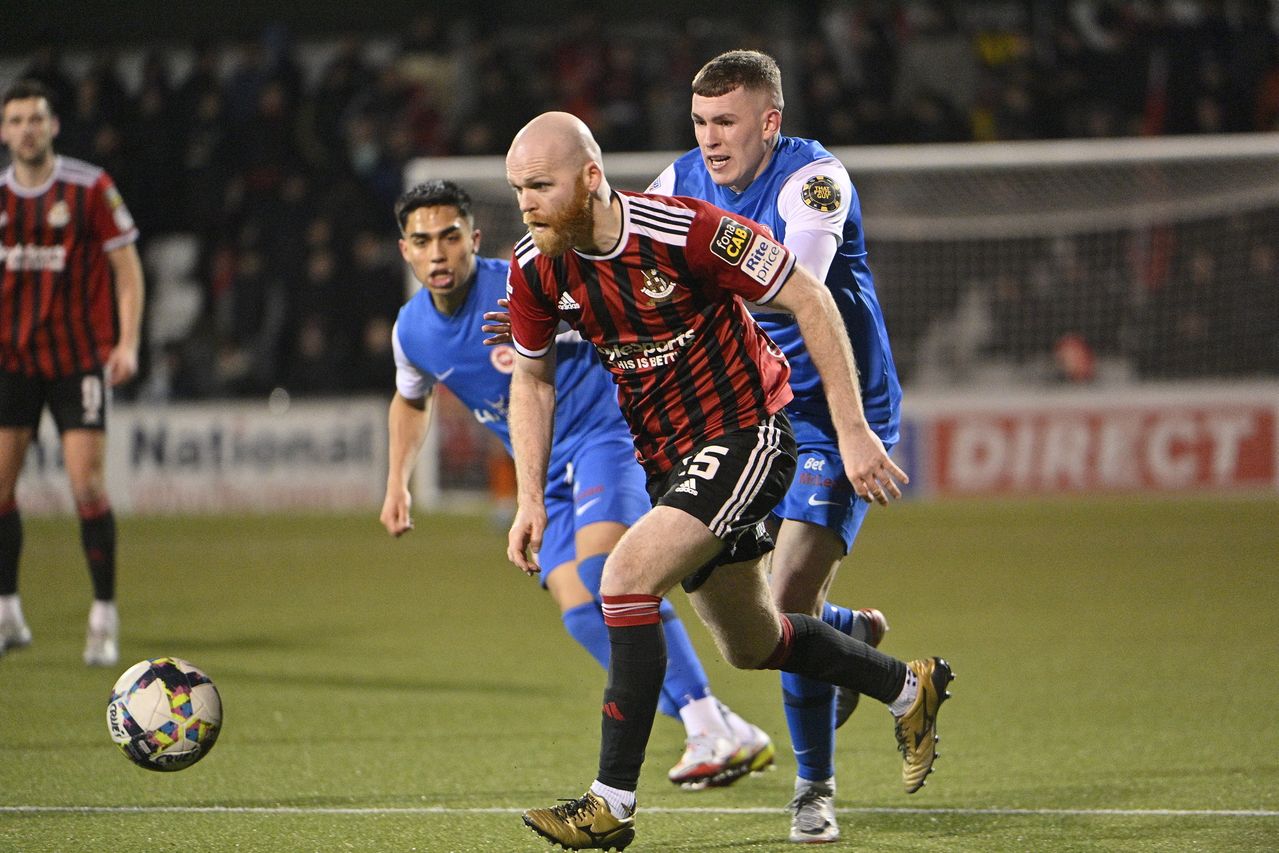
[527,178,594,257]
[13,138,53,169]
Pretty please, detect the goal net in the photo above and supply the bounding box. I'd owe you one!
[406,134,1279,501]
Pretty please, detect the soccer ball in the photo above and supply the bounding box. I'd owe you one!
[106,657,222,771]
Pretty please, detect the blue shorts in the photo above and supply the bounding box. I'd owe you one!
[538,434,650,584]
[772,411,896,554]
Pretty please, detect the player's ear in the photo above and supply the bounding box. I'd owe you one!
[472,228,482,253]
[763,108,781,137]
[584,161,603,193]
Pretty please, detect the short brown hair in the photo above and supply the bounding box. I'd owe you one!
[691,50,784,111]
[2,79,56,113]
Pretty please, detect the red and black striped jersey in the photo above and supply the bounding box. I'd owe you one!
[0,155,138,378]
[508,190,795,475]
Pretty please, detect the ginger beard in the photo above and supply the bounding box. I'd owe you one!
[526,176,594,257]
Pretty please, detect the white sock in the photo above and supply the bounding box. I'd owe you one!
[589,780,636,818]
[716,702,758,743]
[89,600,118,633]
[0,594,24,624]
[888,667,919,717]
[678,695,732,740]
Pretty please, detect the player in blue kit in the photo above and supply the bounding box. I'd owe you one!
[649,50,905,842]
[379,179,773,787]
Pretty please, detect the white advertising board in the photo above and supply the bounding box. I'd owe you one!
[16,398,388,515]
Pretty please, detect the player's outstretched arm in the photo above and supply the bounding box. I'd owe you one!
[506,350,557,575]
[770,266,908,505]
[381,392,432,537]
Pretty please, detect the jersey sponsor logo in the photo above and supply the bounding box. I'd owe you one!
[596,328,696,371]
[46,200,70,228]
[807,493,843,507]
[742,233,785,286]
[640,268,677,302]
[557,291,581,312]
[432,367,456,382]
[798,471,840,488]
[489,345,516,374]
[0,243,67,271]
[710,216,751,266]
[801,175,841,212]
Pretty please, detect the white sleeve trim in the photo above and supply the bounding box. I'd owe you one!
[784,228,840,282]
[392,320,434,400]
[103,230,140,253]
[776,157,852,269]
[513,338,553,359]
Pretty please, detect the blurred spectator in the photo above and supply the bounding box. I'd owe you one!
[894,2,979,135]
[282,313,349,396]
[20,40,75,114]
[5,3,1276,398]
[1139,245,1230,378]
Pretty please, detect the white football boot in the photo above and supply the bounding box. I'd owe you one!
[788,776,839,843]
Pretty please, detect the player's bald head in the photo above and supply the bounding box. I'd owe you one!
[507,111,603,174]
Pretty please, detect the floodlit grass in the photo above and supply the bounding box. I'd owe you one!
[2,497,1277,851]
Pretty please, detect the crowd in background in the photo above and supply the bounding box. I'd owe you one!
[4,0,1279,399]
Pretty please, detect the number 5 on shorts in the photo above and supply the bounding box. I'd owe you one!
[686,446,728,480]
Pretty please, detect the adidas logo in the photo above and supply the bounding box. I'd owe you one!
[557,291,581,312]
[674,479,699,496]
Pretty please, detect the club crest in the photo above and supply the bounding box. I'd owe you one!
[640,268,677,302]
[46,201,70,228]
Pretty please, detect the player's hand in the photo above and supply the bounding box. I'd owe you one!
[105,344,139,387]
[380,488,414,537]
[482,298,513,346]
[840,424,909,506]
[506,501,546,576]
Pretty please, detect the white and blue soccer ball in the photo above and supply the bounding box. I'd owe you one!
[107,657,222,771]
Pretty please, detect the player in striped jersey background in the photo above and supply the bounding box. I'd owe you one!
[0,79,145,668]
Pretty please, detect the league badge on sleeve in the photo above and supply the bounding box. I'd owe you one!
[801,176,841,213]
[710,216,752,266]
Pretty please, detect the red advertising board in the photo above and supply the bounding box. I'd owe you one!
[930,404,1276,496]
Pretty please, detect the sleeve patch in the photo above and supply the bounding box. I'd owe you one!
[741,233,786,286]
[801,175,841,212]
[710,216,752,266]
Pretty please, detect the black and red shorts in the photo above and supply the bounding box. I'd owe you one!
[0,369,110,432]
[647,410,797,592]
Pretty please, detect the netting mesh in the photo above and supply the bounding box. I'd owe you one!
[408,135,1279,390]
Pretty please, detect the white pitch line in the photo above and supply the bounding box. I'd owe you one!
[2,805,1276,818]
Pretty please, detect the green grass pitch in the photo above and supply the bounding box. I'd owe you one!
[2,497,1277,851]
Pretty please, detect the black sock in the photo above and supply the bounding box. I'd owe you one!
[777,612,907,705]
[79,508,116,601]
[0,505,20,596]
[596,620,666,792]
